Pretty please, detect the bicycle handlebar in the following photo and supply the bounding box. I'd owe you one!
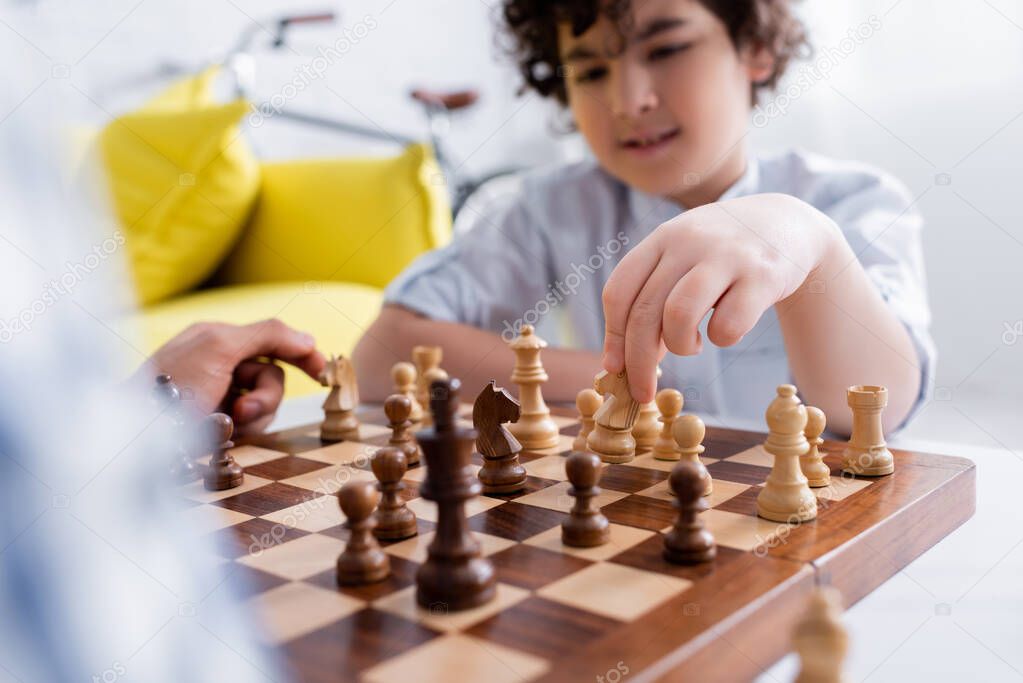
[278,13,336,27]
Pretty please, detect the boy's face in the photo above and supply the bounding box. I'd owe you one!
[558,0,772,205]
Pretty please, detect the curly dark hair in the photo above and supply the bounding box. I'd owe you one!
[502,0,809,107]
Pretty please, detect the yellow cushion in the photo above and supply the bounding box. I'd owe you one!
[132,281,383,398]
[99,68,260,305]
[216,143,451,290]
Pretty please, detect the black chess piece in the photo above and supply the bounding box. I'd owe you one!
[562,451,610,547]
[203,413,244,491]
[474,380,527,494]
[371,446,418,540]
[337,480,391,585]
[415,377,496,611]
[153,374,200,483]
[663,460,716,564]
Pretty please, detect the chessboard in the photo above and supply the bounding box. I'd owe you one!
[180,402,975,683]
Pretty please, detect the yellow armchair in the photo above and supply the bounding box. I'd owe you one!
[107,71,452,398]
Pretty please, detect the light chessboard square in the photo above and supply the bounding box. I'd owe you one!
[373,583,530,633]
[180,475,274,504]
[260,498,345,532]
[247,582,364,645]
[405,494,505,524]
[177,504,252,535]
[726,445,774,468]
[537,561,692,621]
[384,530,516,564]
[281,463,377,494]
[621,452,719,472]
[236,532,345,580]
[523,523,654,561]
[514,480,628,513]
[700,509,787,552]
[521,454,571,481]
[634,477,750,508]
[300,440,379,466]
[362,633,550,683]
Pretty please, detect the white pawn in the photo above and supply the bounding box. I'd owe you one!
[392,361,424,423]
[673,414,712,496]
[756,385,817,523]
[573,389,602,452]
[793,587,850,683]
[412,345,443,413]
[801,406,830,488]
[652,389,683,461]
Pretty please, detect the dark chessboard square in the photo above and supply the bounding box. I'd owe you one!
[244,456,332,481]
[304,555,419,602]
[705,427,763,459]
[706,460,771,486]
[205,517,310,560]
[467,501,567,541]
[467,596,620,660]
[214,482,325,516]
[602,495,677,531]
[481,476,560,502]
[213,562,289,600]
[559,422,582,437]
[713,487,760,516]
[281,608,439,682]
[601,463,669,493]
[824,453,845,476]
[609,534,747,581]
[488,544,593,591]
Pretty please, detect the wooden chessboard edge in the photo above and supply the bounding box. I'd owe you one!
[809,462,976,606]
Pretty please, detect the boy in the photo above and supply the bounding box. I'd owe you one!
[353,0,934,435]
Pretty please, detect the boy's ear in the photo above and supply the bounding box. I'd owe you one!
[743,43,776,85]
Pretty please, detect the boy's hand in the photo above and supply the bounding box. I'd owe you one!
[601,193,840,403]
[142,319,326,435]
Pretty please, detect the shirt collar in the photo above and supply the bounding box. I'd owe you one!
[626,151,761,233]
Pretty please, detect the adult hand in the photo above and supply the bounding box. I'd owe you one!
[143,319,327,435]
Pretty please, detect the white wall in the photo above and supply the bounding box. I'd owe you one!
[8,0,1021,408]
[752,0,1023,410]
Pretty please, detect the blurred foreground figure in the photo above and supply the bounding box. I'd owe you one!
[0,3,282,681]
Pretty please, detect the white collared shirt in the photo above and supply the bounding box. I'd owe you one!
[384,148,935,428]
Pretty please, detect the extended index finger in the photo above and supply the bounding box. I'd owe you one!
[230,319,326,380]
[601,239,661,374]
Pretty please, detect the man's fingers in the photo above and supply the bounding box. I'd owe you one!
[624,260,684,403]
[230,319,326,380]
[231,361,285,426]
[706,278,775,347]
[602,242,661,374]
[661,264,734,356]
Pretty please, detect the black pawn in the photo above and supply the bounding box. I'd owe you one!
[663,461,716,564]
[337,481,390,585]
[562,451,610,547]
[203,413,244,491]
[371,446,418,540]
